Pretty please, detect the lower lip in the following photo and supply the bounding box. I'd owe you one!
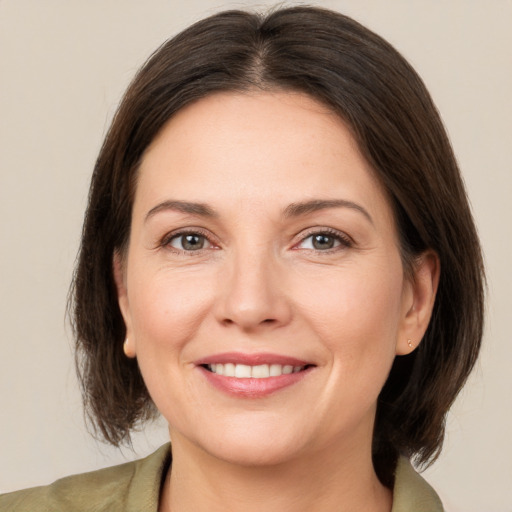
[198,366,312,398]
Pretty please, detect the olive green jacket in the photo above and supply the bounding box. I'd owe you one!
[0,444,443,511]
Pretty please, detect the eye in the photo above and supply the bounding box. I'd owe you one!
[167,232,212,251]
[296,230,351,251]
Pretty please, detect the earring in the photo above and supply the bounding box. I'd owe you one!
[407,339,413,348]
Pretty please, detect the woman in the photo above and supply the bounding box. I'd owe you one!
[0,6,484,511]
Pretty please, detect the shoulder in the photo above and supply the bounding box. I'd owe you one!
[0,444,171,512]
[392,456,444,512]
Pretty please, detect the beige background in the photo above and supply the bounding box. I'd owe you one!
[1,0,511,510]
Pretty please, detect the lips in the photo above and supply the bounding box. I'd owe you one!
[195,352,315,397]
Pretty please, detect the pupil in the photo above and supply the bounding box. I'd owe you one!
[313,234,334,250]
[183,234,203,250]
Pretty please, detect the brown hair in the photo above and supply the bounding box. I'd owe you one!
[71,6,485,486]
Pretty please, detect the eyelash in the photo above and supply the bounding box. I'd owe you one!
[160,227,353,254]
[160,228,217,255]
[293,228,353,253]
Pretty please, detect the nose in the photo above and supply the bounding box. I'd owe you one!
[214,247,292,332]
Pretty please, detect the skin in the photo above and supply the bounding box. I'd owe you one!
[114,91,439,511]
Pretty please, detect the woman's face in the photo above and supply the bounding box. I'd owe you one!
[116,91,429,466]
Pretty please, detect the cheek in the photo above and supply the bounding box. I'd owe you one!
[128,269,215,355]
[295,261,404,363]
[126,270,218,422]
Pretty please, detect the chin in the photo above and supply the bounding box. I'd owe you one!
[184,417,311,468]
[206,436,304,468]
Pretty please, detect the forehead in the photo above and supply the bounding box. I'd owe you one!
[135,91,393,225]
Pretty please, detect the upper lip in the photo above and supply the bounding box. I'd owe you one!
[194,352,313,367]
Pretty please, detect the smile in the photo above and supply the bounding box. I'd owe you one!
[196,353,315,397]
[205,363,306,378]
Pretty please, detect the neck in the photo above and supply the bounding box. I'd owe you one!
[159,431,392,512]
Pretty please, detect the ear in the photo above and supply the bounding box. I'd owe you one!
[396,250,440,355]
[113,251,136,358]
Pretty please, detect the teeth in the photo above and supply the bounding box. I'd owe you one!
[252,364,270,378]
[224,363,235,376]
[235,364,252,378]
[269,364,282,377]
[208,363,305,378]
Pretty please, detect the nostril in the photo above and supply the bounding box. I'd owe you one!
[221,318,276,327]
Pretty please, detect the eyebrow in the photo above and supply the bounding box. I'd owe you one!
[145,200,218,222]
[283,199,373,224]
[145,198,373,224]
